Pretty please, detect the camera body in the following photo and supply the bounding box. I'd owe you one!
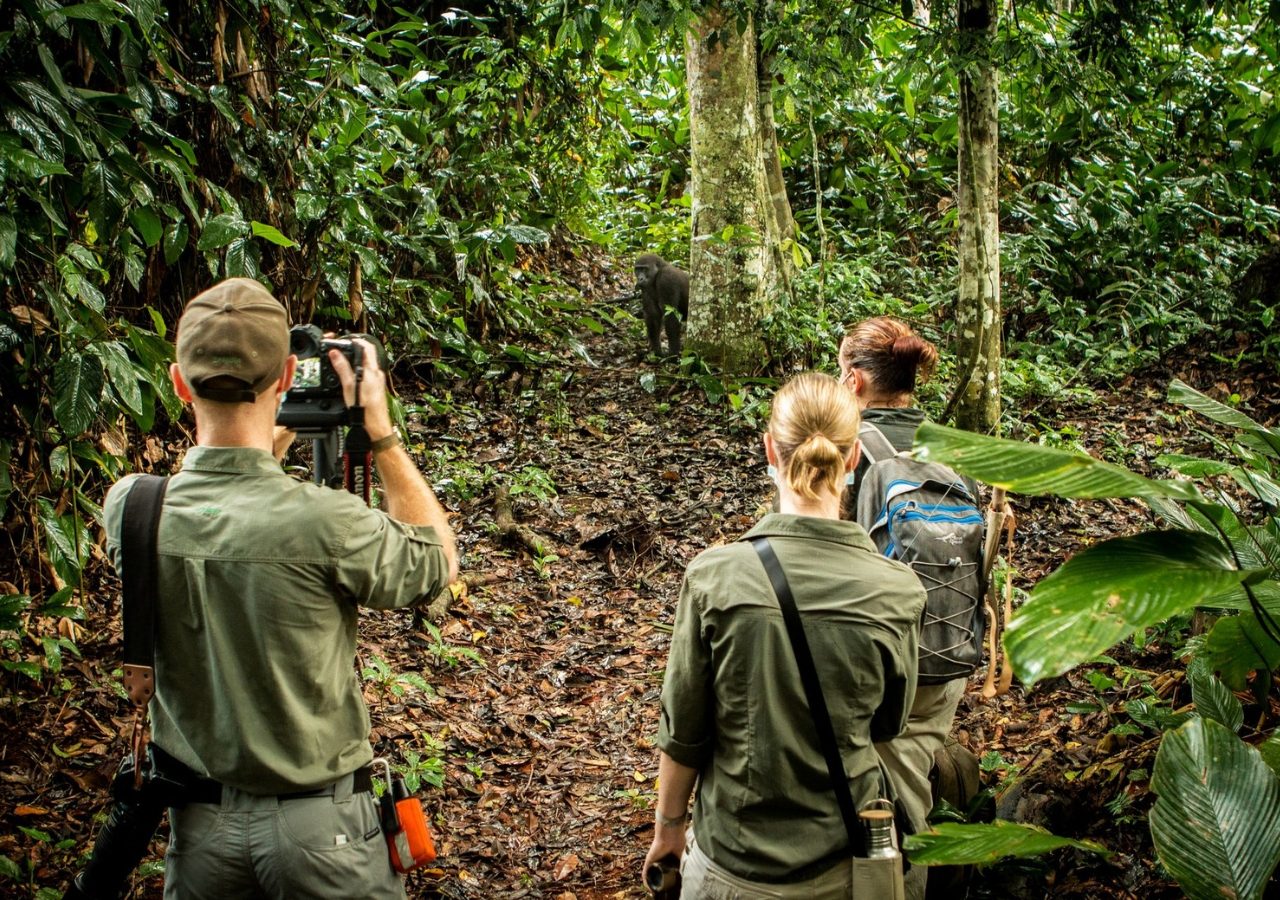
[276,325,364,431]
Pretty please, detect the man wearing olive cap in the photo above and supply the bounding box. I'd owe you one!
[98,278,458,898]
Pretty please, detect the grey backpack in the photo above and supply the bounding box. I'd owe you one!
[855,422,986,683]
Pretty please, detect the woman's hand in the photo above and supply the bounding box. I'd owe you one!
[640,752,698,885]
[642,818,687,884]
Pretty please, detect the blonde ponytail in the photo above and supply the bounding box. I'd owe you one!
[769,373,861,500]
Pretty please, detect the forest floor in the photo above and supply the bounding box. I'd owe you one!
[1,266,1278,898]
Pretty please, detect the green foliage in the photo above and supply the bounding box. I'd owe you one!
[421,622,483,669]
[1150,717,1280,900]
[361,654,433,700]
[917,378,1280,897]
[393,733,447,793]
[914,421,1201,503]
[905,820,1110,866]
[509,466,558,502]
[1,588,82,682]
[747,1,1280,389]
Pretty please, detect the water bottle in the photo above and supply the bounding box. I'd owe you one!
[851,802,905,900]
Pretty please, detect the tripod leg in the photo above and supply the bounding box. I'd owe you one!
[311,431,343,488]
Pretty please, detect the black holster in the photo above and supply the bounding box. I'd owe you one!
[68,745,195,899]
[69,791,167,899]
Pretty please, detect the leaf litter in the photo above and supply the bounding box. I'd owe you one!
[0,303,1276,898]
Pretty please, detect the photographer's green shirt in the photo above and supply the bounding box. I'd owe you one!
[658,513,924,883]
[104,446,450,794]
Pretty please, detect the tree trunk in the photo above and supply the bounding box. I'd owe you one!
[953,0,1001,432]
[685,6,791,373]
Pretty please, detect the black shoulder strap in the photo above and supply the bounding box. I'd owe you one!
[120,475,169,708]
[749,536,864,855]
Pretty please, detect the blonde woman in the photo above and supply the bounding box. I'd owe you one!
[644,372,924,898]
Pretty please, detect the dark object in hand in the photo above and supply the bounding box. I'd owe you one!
[644,853,682,899]
[634,254,689,359]
[276,325,385,431]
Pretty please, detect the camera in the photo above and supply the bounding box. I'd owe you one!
[276,325,369,431]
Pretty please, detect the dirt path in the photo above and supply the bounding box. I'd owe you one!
[2,303,1275,898]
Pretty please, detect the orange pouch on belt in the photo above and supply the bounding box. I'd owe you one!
[373,758,436,872]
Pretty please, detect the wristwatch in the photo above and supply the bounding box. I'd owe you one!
[655,809,690,828]
[369,432,402,453]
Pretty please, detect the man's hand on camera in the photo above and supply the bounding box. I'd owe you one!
[328,339,395,442]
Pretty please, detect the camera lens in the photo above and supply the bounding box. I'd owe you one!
[289,324,324,358]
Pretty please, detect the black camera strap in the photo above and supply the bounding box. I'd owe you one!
[120,475,169,787]
[341,353,375,504]
[750,536,864,855]
[121,475,168,704]
[344,424,374,504]
[751,538,915,866]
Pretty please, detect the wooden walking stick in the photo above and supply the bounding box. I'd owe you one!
[981,487,1017,699]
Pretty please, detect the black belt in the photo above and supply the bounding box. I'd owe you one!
[185,765,375,805]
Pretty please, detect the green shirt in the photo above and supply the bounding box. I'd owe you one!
[104,446,450,794]
[658,513,924,883]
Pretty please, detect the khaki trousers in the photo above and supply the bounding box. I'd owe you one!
[874,677,966,900]
[681,831,855,900]
[163,771,405,900]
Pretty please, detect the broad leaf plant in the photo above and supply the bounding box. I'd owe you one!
[910,379,1280,900]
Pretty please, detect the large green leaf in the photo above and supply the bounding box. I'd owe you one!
[1150,717,1280,900]
[0,214,15,269]
[1170,379,1280,459]
[904,820,1109,866]
[1189,665,1244,733]
[1262,731,1280,780]
[36,498,86,586]
[52,352,105,436]
[1201,586,1280,690]
[250,221,297,247]
[92,341,144,416]
[913,423,1201,501]
[1169,378,1269,434]
[197,213,247,251]
[1007,531,1267,685]
[164,220,189,264]
[129,206,163,247]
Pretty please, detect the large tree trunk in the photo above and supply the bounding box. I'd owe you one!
[953,0,1001,432]
[685,6,792,373]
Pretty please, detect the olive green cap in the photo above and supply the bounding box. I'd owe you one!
[176,278,290,403]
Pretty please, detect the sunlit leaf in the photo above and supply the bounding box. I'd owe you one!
[1006,531,1265,685]
[904,820,1109,866]
[914,423,1201,501]
[250,221,298,247]
[197,213,247,251]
